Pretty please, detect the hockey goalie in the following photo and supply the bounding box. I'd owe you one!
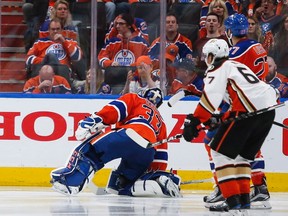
[50,88,181,198]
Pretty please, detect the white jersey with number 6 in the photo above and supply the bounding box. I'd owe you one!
[194,60,278,123]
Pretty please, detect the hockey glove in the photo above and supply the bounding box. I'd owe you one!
[75,113,104,141]
[182,114,201,142]
[204,114,223,130]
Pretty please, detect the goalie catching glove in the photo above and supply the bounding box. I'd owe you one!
[75,113,105,141]
[183,114,201,142]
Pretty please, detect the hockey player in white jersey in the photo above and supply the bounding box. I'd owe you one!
[182,39,278,212]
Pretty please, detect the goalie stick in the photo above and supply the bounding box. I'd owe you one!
[87,181,107,195]
[181,178,213,185]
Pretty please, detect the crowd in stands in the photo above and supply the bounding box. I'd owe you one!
[18,0,288,98]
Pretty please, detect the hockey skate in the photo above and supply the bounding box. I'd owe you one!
[250,182,272,209]
[209,194,250,214]
[203,185,225,207]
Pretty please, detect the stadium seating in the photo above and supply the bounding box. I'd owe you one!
[104,66,136,94]
[170,2,202,26]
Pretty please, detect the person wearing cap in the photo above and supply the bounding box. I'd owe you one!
[148,12,193,64]
[121,55,160,95]
[152,44,179,90]
[168,58,204,96]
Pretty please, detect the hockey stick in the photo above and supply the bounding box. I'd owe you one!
[146,134,182,148]
[181,178,213,185]
[87,181,107,195]
[168,90,193,107]
[147,101,288,148]
[273,121,288,130]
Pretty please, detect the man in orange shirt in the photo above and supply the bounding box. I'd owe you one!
[23,64,71,94]
[26,18,82,75]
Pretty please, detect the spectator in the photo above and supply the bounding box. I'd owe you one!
[266,56,288,98]
[148,12,193,65]
[254,0,282,51]
[39,0,78,41]
[247,16,264,43]
[22,0,49,52]
[153,44,179,90]
[122,55,159,95]
[105,15,149,44]
[98,13,149,68]
[26,18,83,80]
[193,12,229,75]
[76,68,112,94]
[199,0,236,39]
[23,64,71,94]
[168,58,204,96]
[269,14,288,75]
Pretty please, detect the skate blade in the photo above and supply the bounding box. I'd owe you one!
[204,200,225,208]
[250,200,272,209]
[208,209,244,216]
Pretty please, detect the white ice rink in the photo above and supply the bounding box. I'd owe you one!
[0,187,288,216]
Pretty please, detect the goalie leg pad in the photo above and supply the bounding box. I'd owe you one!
[131,180,168,197]
[157,175,182,198]
[50,141,103,195]
[131,171,182,197]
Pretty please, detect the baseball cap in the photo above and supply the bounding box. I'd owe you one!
[165,44,179,62]
[173,58,196,71]
[136,55,152,66]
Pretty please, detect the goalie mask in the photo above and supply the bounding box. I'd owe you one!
[202,39,229,69]
[141,87,163,108]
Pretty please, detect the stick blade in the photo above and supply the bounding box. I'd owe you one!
[168,90,186,107]
[87,182,107,195]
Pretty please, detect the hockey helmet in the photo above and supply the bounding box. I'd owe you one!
[224,13,249,37]
[142,87,163,108]
[202,39,229,67]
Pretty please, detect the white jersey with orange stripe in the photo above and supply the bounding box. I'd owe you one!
[194,59,278,123]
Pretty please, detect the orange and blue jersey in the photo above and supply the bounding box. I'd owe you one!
[148,34,193,62]
[23,75,72,94]
[96,93,168,170]
[229,38,268,80]
[26,37,82,69]
[98,32,149,68]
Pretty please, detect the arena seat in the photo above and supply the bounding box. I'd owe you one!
[170,2,202,26]
[177,24,199,44]
[130,2,160,27]
[147,23,159,44]
[104,66,136,94]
